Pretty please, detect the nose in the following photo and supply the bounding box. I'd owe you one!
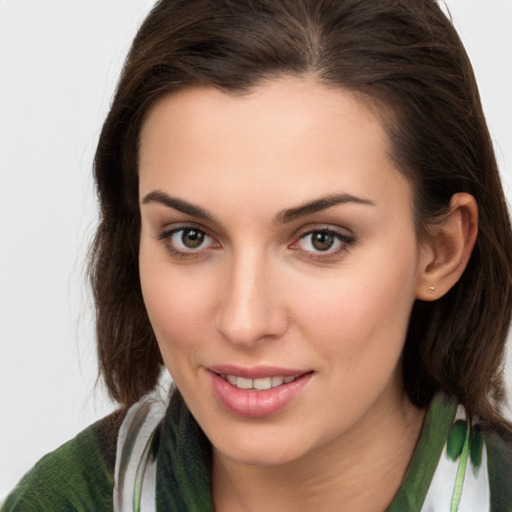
[215,251,288,347]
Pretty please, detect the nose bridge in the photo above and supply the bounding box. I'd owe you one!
[216,246,285,346]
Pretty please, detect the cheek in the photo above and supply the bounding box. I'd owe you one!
[139,244,213,362]
[290,238,419,365]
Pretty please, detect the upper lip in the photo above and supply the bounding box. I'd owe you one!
[207,364,311,379]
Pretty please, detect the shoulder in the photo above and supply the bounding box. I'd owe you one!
[485,428,512,510]
[2,408,126,512]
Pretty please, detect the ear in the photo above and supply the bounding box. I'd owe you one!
[416,193,478,301]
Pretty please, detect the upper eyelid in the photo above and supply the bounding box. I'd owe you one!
[294,228,355,246]
[156,222,214,238]
[292,223,354,239]
[299,226,352,236]
[154,216,233,242]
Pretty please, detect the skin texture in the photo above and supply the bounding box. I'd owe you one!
[138,77,477,511]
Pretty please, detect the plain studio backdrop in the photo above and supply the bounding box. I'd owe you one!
[0,0,511,500]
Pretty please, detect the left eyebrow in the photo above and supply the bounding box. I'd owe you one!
[275,193,376,224]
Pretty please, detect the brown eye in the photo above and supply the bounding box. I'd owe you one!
[181,229,205,248]
[311,232,335,251]
[157,226,216,257]
[294,228,355,256]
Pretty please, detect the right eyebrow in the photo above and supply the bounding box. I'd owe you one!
[141,190,214,221]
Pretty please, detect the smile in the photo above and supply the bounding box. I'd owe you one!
[208,367,314,417]
[220,374,297,390]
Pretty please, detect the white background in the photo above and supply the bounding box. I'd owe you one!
[1,0,511,500]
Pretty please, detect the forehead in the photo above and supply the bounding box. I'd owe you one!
[138,77,411,215]
[140,77,388,156]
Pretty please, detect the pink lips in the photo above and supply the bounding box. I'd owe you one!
[207,365,313,418]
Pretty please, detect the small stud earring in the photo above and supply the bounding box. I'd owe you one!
[429,286,435,292]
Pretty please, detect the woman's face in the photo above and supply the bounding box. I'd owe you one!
[138,77,429,466]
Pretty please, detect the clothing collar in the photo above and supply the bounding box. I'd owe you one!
[156,391,213,512]
[118,390,493,511]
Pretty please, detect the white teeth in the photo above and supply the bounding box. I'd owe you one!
[236,377,253,389]
[222,374,297,390]
[253,377,272,390]
[271,376,285,387]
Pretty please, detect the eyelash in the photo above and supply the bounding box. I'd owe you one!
[292,228,356,260]
[156,225,355,261]
[156,225,219,260]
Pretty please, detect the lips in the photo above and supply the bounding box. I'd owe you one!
[207,365,313,417]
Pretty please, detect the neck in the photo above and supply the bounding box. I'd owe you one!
[212,390,425,512]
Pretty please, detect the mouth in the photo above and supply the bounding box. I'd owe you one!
[207,367,314,417]
[218,373,300,390]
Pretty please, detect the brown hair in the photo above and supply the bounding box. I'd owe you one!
[90,0,512,430]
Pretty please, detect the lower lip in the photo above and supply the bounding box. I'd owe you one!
[209,371,313,418]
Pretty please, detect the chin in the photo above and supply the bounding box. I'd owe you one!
[206,419,320,468]
[214,438,308,467]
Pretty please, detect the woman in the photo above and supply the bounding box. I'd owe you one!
[3,0,512,510]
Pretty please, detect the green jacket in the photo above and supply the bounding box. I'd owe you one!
[3,393,512,511]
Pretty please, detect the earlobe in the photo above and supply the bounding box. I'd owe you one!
[416,193,478,301]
